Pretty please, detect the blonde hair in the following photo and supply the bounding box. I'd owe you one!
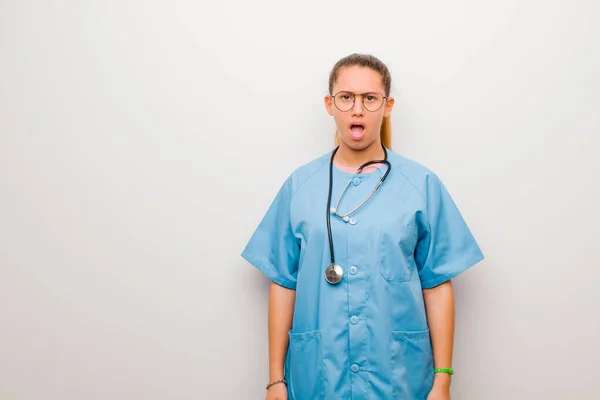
[329,53,393,149]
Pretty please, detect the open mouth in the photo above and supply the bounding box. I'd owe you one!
[349,123,365,139]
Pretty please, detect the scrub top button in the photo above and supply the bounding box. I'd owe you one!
[351,364,360,373]
[350,316,359,325]
[349,217,357,225]
[352,177,361,186]
[349,266,358,275]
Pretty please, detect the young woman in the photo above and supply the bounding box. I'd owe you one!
[241,53,484,400]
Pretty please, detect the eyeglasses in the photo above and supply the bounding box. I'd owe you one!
[331,91,387,112]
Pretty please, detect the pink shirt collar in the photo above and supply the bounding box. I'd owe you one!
[333,162,383,174]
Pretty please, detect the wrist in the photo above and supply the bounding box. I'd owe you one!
[266,378,287,391]
[433,371,452,388]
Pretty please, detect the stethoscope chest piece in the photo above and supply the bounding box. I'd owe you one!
[325,264,343,284]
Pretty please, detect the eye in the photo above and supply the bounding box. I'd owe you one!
[365,93,380,102]
[335,92,354,102]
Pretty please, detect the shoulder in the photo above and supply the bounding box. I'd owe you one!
[286,151,331,195]
[386,148,443,201]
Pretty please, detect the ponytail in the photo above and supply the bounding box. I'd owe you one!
[380,116,392,149]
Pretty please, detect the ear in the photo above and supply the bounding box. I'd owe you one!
[383,96,395,117]
[324,95,334,116]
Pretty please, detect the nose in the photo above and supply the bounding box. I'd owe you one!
[351,94,364,115]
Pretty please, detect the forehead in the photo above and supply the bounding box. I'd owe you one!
[333,66,384,93]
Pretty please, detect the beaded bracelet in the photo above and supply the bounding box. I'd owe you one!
[266,378,287,390]
[434,368,454,375]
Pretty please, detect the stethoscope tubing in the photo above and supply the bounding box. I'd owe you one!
[326,145,392,267]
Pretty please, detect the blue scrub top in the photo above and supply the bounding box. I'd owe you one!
[241,148,484,400]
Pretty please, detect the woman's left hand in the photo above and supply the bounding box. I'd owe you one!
[426,375,451,400]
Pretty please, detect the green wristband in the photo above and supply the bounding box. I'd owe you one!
[434,368,454,375]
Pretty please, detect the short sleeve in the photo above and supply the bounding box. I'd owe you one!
[241,176,299,290]
[415,173,484,289]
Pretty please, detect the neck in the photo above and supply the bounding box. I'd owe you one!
[335,141,385,167]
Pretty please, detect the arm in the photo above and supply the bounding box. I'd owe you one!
[423,280,455,394]
[268,281,296,382]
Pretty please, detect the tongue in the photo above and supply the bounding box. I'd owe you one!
[351,126,364,138]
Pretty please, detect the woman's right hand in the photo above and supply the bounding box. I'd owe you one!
[265,383,288,400]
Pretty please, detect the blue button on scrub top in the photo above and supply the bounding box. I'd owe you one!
[241,148,485,400]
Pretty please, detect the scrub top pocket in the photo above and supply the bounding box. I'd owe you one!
[390,329,434,400]
[287,329,325,400]
[379,224,419,282]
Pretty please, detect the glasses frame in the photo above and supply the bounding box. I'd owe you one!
[330,91,388,112]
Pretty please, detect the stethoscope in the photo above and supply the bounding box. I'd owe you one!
[324,144,392,284]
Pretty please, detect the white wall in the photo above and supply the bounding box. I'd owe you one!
[1,1,598,399]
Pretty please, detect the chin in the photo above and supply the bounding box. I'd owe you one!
[339,135,378,150]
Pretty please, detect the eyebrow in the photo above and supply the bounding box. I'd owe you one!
[335,90,382,94]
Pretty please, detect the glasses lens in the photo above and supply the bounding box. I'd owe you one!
[363,92,384,111]
[334,92,354,112]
